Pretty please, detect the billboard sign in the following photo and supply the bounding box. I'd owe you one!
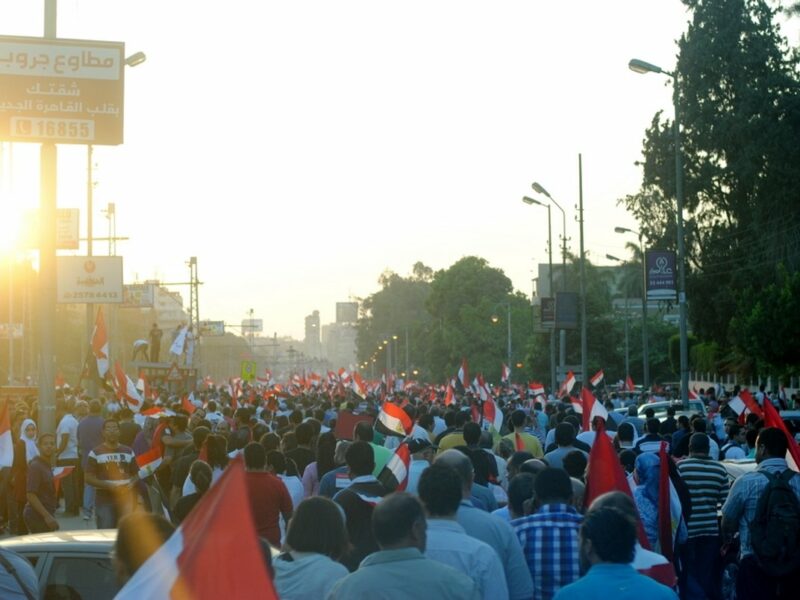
[645,251,677,301]
[540,297,555,329]
[0,324,23,339]
[198,320,225,337]
[241,318,263,334]
[121,283,154,308]
[0,35,125,145]
[555,292,578,330]
[56,256,123,303]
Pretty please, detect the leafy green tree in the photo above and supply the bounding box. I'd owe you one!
[622,0,800,370]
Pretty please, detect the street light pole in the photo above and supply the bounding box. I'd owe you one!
[614,226,650,389]
[578,154,587,389]
[523,196,557,393]
[629,57,688,402]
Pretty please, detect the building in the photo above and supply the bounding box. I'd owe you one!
[322,322,357,371]
[304,310,322,359]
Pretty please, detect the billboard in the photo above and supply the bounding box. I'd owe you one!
[22,208,80,250]
[199,320,225,337]
[0,36,125,145]
[56,256,123,303]
[241,318,263,334]
[121,283,154,308]
[645,251,678,301]
[0,324,23,339]
[540,297,555,329]
[555,292,578,330]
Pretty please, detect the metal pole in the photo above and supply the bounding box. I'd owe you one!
[674,77,689,403]
[37,0,57,436]
[8,258,13,384]
[86,146,96,397]
[578,154,587,388]
[405,326,409,376]
[550,200,567,375]
[624,298,630,378]
[640,234,650,389]
[547,204,556,393]
[506,302,512,375]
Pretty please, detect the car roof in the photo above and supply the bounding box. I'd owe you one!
[0,530,116,553]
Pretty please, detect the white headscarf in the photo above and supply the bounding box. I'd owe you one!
[19,418,39,463]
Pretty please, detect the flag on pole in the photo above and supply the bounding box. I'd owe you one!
[589,369,604,388]
[81,307,111,388]
[457,359,469,392]
[444,383,455,407]
[558,371,576,398]
[136,419,170,479]
[113,361,143,413]
[624,375,636,392]
[377,442,411,491]
[579,387,609,433]
[376,402,413,437]
[181,394,196,415]
[352,372,368,399]
[528,381,545,398]
[501,363,511,383]
[115,460,277,599]
[0,401,12,468]
[658,441,682,561]
[483,397,503,432]
[762,399,800,471]
[169,326,189,357]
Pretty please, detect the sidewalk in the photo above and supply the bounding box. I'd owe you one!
[0,507,99,540]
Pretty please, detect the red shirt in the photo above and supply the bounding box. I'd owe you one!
[245,471,292,547]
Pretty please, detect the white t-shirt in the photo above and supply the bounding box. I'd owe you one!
[56,414,79,460]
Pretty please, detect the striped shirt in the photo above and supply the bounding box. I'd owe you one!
[511,503,582,600]
[677,456,729,538]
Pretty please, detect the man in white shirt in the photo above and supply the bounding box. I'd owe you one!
[405,438,435,495]
[56,400,86,515]
[204,400,224,427]
[419,464,509,600]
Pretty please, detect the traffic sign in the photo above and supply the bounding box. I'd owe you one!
[241,361,256,382]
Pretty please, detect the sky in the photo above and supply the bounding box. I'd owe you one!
[1,1,799,340]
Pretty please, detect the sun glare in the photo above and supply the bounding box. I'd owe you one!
[0,194,32,255]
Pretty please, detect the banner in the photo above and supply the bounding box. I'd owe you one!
[645,251,677,301]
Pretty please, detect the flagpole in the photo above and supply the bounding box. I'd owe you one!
[578,154,588,390]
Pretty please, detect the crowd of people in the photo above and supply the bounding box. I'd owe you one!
[0,381,798,600]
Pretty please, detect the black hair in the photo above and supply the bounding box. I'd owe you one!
[533,467,573,504]
[189,460,213,494]
[295,422,313,445]
[555,422,576,446]
[372,492,425,547]
[508,473,535,516]
[286,497,348,560]
[463,422,481,446]
[563,450,588,481]
[266,450,286,474]
[418,464,462,517]
[646,418,661,435]
[581,506,636,563]
[757,427,788,458]
[510,410,526,429]
[354,421,374,443]
[345,441,375,476]
[244,442,267,470]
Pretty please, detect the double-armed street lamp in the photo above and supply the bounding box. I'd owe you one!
[628,57,689,402]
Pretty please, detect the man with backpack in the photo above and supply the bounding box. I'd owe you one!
[721,427,800,599]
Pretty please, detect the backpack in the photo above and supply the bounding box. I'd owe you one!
[749,470,800,577]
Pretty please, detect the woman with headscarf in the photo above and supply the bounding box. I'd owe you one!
[634,452,688,555]
[11,418,39,534]
[302,431,337,498]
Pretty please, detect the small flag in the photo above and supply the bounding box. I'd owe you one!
[181,394,196,415]
[589,369,604,388]
[352,372,368,399]
[169,325,189,357]
[135,420,170,479]
[483,397,503,432]
[377,402,413,437]
[377,442,411,491]
[457,359,469,392]
[444,383,455,407]
[624,375,636,392]
[528,381,545,398]
[579,387,609,433]
[501,363,511,383]
[558,371,576,398]
[113,361,143,413]
[514,432,526,451]
[762,399,800,471]
[52,466,75,497]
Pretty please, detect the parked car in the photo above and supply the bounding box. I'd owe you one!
[0,530,118,600]
[779,410,800,443]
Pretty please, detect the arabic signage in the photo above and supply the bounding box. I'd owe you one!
[555,292,578,330]
[198,320,225,337]
[645,250,677,301]
[0,35,124,145]
[121,283,154,308]
[21,208,81,249]
[540,297,555,329]
[56,256,123,303]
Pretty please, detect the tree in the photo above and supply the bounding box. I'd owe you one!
[622,0,800,370]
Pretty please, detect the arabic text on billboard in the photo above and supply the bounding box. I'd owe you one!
[56,256,123,303]
[645,251,677,301]
[121,284,154,308]
[199,320,225,337]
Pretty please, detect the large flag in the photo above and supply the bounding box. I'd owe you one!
[589,369,604,388]
[0,401,12,468]
[578,387,609,433]
[136,371,151,402]
[557,370,576,398]
[169,326,189,357]
[376,402,413,437]
[115,460,277,599]
[728,389,763,418]
[457,358,469,392]
[528,381,545,398]
[444,383,455,407]
[501,363,511,383]
[136,419,170,479]
[113,361,143,413]
[624,375,636,392]
[584,420,650,548]
[377,442,411,491]
[762,399,800,471]
[657,442,684,561]
[352,372,368,399]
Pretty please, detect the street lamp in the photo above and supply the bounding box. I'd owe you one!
[614,227,650,389]
[489,302,512,372]
[607,253,631,383]
[629,57,688,402]
[522,196,557,392]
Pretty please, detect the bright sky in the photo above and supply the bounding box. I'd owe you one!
[2,1,798,340]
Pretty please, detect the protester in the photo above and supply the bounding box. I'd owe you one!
[172,460,212,525]
[512,467,582,600]
[553,504,678,599]
[634,418,668,454]
[327,492,481,600]
[23,433,59,534]
[78,399,105,521]
[182,433,227,495]
[405,438,435,495]
[544,423,588,469]
[10,418,38,534]
[243,442,293,547]
[302,430,336,498]
[504,410,544,457]
[633,452,687,552]
[169,426,210,508]
[418,464,509,600]
[55,399,84,516]
[318,440,352,498]
[721,427,800,600]
[84,418,140,528]
[113,512,175,586]
[493,472,536,521]
[353,421,392,477]
[274,497,349,599]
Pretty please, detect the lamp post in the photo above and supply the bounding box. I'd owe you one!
[629,57,688,402]
[607,254,631,381]
[523,196,557,392]
[614,227,650,390]
[490,302,512,374]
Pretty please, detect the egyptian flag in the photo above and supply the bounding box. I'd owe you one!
[763,399,800,471]
[558,371,576,398]
[52,466,75,497]
[589,369,604,388]
[136,371,151,402]
[483,397,503,432]
[136,419,170,479]
[113,361,143,413]
[352,372,368,399]
[624,375,636,392]
[181,394,196,415]
[501,363,511,384]
[688,388,699,400]
[579,387,608,433]
[0,401,12,468]
[658,441,684,561]
[444,383,455,407]
[378,442,411,492]
[81,307,112,389]
[528,381,545,398]
[729,389,763,419]
[115,460,277,599]
[584,420,650,549]
[377,402,413,438]
[456,359,469,393]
